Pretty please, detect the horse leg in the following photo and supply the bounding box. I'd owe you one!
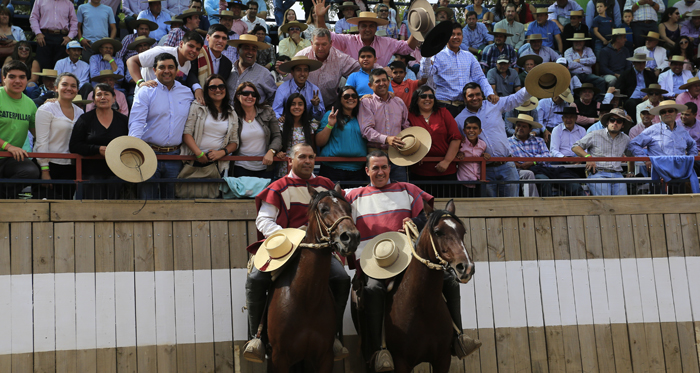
[267,355,291,373]
[431,355,452,373]
[315,354,335,373]
[393,358,413,373]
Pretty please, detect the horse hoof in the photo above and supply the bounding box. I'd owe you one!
[333,339,350,360]
[243,339,266,363]
[372,350,394,372]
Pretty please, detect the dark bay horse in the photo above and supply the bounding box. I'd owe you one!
[354,200,475,373]
[266,184,360,372]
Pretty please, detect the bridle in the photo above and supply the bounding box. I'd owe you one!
[299,198,352,250]
[403,214,463,271]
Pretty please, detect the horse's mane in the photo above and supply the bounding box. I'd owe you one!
[307,189,348,219]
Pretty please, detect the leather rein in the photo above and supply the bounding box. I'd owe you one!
[298,210,352,249]
[403,214,457,271]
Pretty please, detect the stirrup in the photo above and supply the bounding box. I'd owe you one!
[371,349,394,372]
[333,338,349,361]
[243,338,266,363]
[452,334,482,359]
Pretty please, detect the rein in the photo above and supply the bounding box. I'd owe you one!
[299,209,352,249]
[403,218,449,271]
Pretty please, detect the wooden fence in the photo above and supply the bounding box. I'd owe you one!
[1,195,700,372]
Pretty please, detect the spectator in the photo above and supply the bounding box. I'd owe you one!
[518,34,561,63]
[123,0,150,27]
[185,24,233,105]
[435,6,454,24]
[513,0,535,23]
[455,115,488,196]
[225,35,276,104]
[188,0,211,35]
[77,0,117,59]
[335,2,358,35]
[461,11,492,55]
[32,69,58,107]
[242,1,267,33]
[629,107,654,139]
[454,81,532,197]
[659,7,681,49]
[630,100,697,159]
[550,106,586,158]
[392,52,417,80]
[138,0,171,42]
[481,29,516,71]
[162,16,185,42]
[247,0,267,20]
[358,68,410,182]
[277,93,319,177]
[163,8,202,47]
[572,108,632,195]
[69,83,129,199]
[271,55,290,83]
[4,42,40,98]
[586,0,622,27]
[466,0,489,21]
[554,58,582,95]
[128,53,195,199]
[252,26,274,71]
[231,82,281,178]
[561,10,588,52]
[117,19,159,65]
[618,53,657,119]
[226,0,250,36]
[681,9,700,42]
[585,103,614,133]
[54,41,93,99]
[166,0,192,18]
[494,4,525,52]
[0,61,40,197]
[272,0,296,26]
[273,57,324,120]
[304,7,331,40]
[484,0,508,24]
[389,61,426,108]
[89,38,124,88]
[29,0,78,71]
[34,72,84,199]
[570,83,600,128]
[278,21,311,58]
[633,31,668,76]
[658,55,693,98]
[0,6,25,60]
[487,55,521,100]
[512,96,540,134]
[548,0,583,32]
[278,8,297,39]
[517,54,542,84]
[599,28,632,87]
[376,4,398,39]
[676,0,700,16]
[636,83,666,124]
[526,8,563,54]
[671,36,693,71]
[406,85,463,192]
[538,88,573,136]
[564,33,606,94]
[677,77,700,119]
[123,36,157,105]
[591,0,615,55]
[419,23,495,118]
[624,0,664,48]
[127,31,204,89]
[619,10,635,53]
[213,10,241,63]
[679,102,700,148]
[347,46,394,97]
[86,70,129,115]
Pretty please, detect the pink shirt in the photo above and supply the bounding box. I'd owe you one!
[231,19,249,36]
[629,122,651,140]
[86,89,129,116]
[29,0,79,39]
[358,93,409,149]
[296,46,362,107]
[330,33,414,67]
[676,91,700,120]
[456,138,486,186]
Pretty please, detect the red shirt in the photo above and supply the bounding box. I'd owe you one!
[407,107,464,176]
[391,79,421,108]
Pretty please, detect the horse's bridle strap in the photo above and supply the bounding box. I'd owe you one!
[299,212,352,249]
[404,220,445,271]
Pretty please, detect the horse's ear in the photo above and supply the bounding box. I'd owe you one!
[446,199,455,215]
[423,201,433,216]
[334,182,342,194]
[307,183,318,198]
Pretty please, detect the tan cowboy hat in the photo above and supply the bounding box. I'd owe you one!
[559,88,574,103]
[640,83,668,94]
[607,28,631,37]
[92,69,124,82]
[164,15,184,25]
[573,82,600,96]
[338,1,359,11]
[359,232,412,279]
[600,108,632,127]
[128,18,158,31]
[534,8,552,14]
[680,77,700,90]
[525,33,546,41]
[627,53,654,62]
[388,126,432,167]
[72,94,93,105]
[91,38,123,53]
[667,55,690,64]
[489,28,513,37]
[253,229,306,272]
[177,8,203,19]
[685,9,700,18]
[525,62,572,99]
[279,20,308,34]
[517,54,543,68]
[643,31,662,41]
[406,0,434,41]
[212,9,236,18]
[34,69,58,77]
[348,11,390,26]
[611,89,627,98]
[127,35,156,50]
[649,100,688,116]
[569,10,584,17]
[515,96,539,112]
[435,6,454,20]
[228,34,270,49]
[279,56,322,73]
[507,114,542,129]
[105,136,157,183]
[567,32,591,41]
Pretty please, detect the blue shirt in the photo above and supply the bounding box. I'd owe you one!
[272,79,325,121]
[137,9,171,41]
[77,3,115,43]
[128,80,194,147]
[587,121,604,133]
[346,69,394,97]
[318,111,367,171]
[335,18,354,34]
[631,69,646,99]
[629,122,698,157]
[89,54,125,87]
[517,44,561,63]
[54,57,90,87]
[123,0,148,16]
[673,74,685,96]
[454,88,530,157]
[461,23,493,50]
[591,15,614,39]
[525,20,561,50]
[537,98,568,130]
[420,46,494,102]
[550,122,586,157]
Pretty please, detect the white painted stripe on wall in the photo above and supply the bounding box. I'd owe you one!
[685,257,700,320]
[1,258,700,355]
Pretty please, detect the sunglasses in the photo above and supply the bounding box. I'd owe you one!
[342,93,358,99]
[18,47,30,52]
[288,27,301,31]
[419,93,435,99]
[681,40,689,44]
[208,84,226,92]
[648,92,661,96]
[659,109,676,115]
[608,117,624,124]
[239,90,258,97]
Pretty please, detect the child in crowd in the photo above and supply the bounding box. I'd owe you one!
[346,46,394,96]
[388,61,426,108]
[592,0,614,55]
[272,55,291,83]
[456,116,490,197]
[619,9,635,54]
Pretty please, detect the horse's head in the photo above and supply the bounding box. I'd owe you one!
[422,200,475,284]
[307,183,360,257]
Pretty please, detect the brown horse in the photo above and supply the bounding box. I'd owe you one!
[354,200,475,373]
[266,184,360,372]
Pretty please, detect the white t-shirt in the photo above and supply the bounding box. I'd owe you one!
[199,112,228,152]
[137,46,191,88]
[235,118,267,171]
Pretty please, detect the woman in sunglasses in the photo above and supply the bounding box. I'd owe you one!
[232,82,281,178]
[316,86,366,182]
[670,36,694,72]
[4,41,41,97]
[406,85,463,195]
[659,7,680,49]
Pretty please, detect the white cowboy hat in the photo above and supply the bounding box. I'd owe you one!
[360,232,412,279]
[92,69,124,82]
[34,69,58,77]
[127,35,156,50]
[524,62,572,99]
[566,32,591,41]
[406,0,435,42]
[507,114,542,129]
[649,100,688,116]
[279,20,308,34]
[227,34,270,49]
[388,126,432,167]
[105,136,158,183]
[278,56,322,73]
[515,96,539,112]
[253,229,306,272]
[347,11,390,26]
[91,37,123,53]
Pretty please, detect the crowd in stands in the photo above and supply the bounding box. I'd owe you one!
[0,0,699,200]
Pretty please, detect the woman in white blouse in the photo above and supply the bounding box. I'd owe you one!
[34,72,86,199]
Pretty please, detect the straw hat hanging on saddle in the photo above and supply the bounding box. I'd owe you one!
[524,61,572,99]
[105,136,157,183]
[388,126,432,167]
[253,228,306,272]
[360,232,412,279]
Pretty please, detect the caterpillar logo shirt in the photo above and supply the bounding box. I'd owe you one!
[0,87,36,154]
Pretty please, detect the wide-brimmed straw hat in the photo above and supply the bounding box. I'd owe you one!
[435,6,454,20]
[567,32,591,41]
[338,1,359,11]
[420,21,452,57]
[105,136,157,183]
[91,38,122,52]
[627,53,654,62]
[388,126,432,166]
[680,77,700,90]
[554,106,579,115]
[517,54,543,68]
[534,8,551,14]
[279,56,322,73]
[128,18,158,31]
[92,69,124,82]
[212,10,236,18]
[559,88,574,103]
[253,229,306,272]
[359,232,412,279]
[507,114,542,129]
[574,82,600,96]
[348,11,390,26]
[524,62,572,99]
[34,69,58,77]
[515,96,539,111]
[405,0,434,41]
[600,108,632,127]
[164,15,184,25]
[127,35,156,50]
[228,34,270,49]
[607,28,631,37]
[643,31,662,40]
[569,10,583,17]
[489,27,513,37]
[640,84,668,94]
[279,20,308,34]
[649,100,688,115]
[667,55,690,64]
[176,8,203,20]
[72,94,93,105]
[525,33,546,41]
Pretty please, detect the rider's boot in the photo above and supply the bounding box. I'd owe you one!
[331,258,351,360]
[364,278,393,372]
[444,274,481,359]
[243,270,269,363]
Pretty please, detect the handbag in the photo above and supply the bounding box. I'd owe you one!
[175,162,221,198]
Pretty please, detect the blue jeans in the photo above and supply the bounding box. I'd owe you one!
[588,171,627,196]
[137,149,182,200]
[485,161,519,197]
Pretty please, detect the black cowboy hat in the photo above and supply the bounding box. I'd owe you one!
[554,107,579,115]
[420,21,453,57]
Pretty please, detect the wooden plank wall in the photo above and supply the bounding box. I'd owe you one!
[0,198,700,372]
